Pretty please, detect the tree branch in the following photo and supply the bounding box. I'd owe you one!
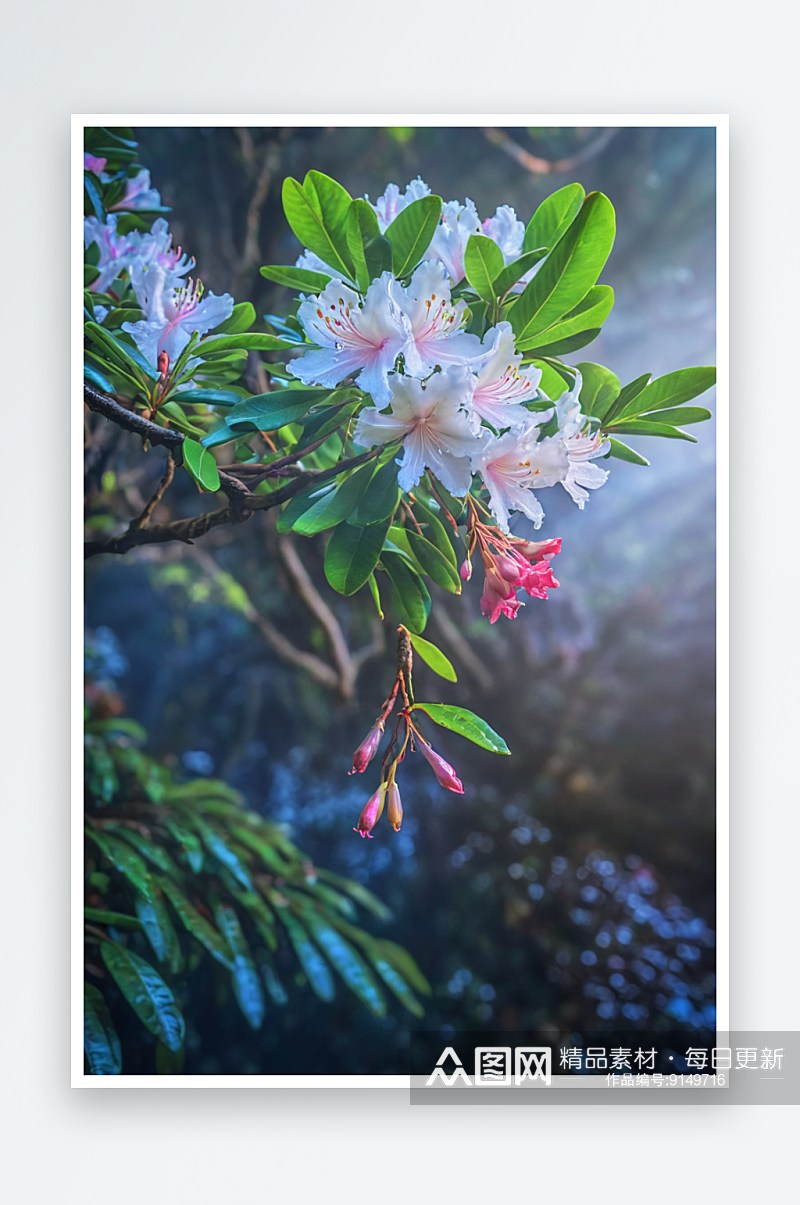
[84,444,385,559]
[276,536,359,698]
[84,383,185,459]
[189,545,341,693]
[482,127,619,175]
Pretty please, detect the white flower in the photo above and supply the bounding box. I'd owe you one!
[468,322,542,432]
[428,198,482,284]
[482,205,525,262]
[288,274,412,405]
[354,365,479,495]
[295,248,338,278]
[121,264,233,369]
[482,203,544,294]
[108,169,162,212]
[129,218,195,289]
[552,372,611,507]
[471,421,562,532]
[395,260,485,376]
[84,215,138,293]
[369,177,431,231]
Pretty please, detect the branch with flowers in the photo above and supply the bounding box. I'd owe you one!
[84,128,716,839]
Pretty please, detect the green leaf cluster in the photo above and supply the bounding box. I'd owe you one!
[84,714,429,1074]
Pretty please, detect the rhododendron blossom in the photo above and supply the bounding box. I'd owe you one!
[428,197,482,284]
[289,275,412,405]
[468,321,543,432]
[108,169,162,212]
[369,176,431,231]
[471,421,564,532]
[396,260,485,375]
[353,365,479,494]
[122,264,233,368]
[84,215,138,293]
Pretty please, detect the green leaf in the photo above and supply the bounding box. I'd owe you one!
[100,942,185,1052]
[84,363,114,393]
[406,530,462,594]
[640,405,712,426]
[305,170,354,271]
[197,333,300,355]
[601,373,652,424]
[324,516,392,596]
[413,702,510,754]
[213,901,266,1030]
[105,825,181,878]
[371,937,431,996]
[493,249,548,299]
[182,438,221,493]
[381,550,431,633]
[577,361,621,421]
[214,301,256,335]
[194,820,254,889]
[524,183,585,253]
[84,263,100,287]
[351,458,400,526]
[158,876,234,969]
[607,437,650,466]
[615,366,717,419]
[84,907,144,931]
[510,192,615,347]
[463,234,505,302]
[84,322,157,383]
[408,633,457,682]
[260,264,332,293]
[346,199,392,292]
[84,983,122,1075]
[298,908,386,1017]
[275,907,336,1000]
[222,389,329,435]
[134,892,183,974]
[385,195,442,277]
[170,389,242,407]
[522,329,603,358]
[163,820,204,873]
[315,869,393,921]
[280,461,376,535]
[409,496,458,567]
[606,418,697,442]
[281,175,352,280]
[524,285,614,355]
[84,174,106,223]
[367,573,384,619]
[86,829,155,899]
[261,959,289,1006]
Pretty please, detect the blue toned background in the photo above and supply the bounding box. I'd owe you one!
[85,126,716,1072]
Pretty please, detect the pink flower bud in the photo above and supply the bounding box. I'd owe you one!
[386,781,403,831]
[158,350,170,381]
[416,736,464,794]
[460,557,473,582]
[348,722,384,775]
[494,552,526,586]
[353,784,387,839]
[511,536,562,563]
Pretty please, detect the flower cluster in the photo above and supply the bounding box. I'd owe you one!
[350,627,464,838]
[289,176,611,620]
[84,213,233,375]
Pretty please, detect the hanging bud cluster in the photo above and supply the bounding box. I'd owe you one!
[350,625,464,838]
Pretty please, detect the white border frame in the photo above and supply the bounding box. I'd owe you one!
[73,113,728,1087]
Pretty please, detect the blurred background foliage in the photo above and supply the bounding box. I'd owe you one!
[85,125,716,1072]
